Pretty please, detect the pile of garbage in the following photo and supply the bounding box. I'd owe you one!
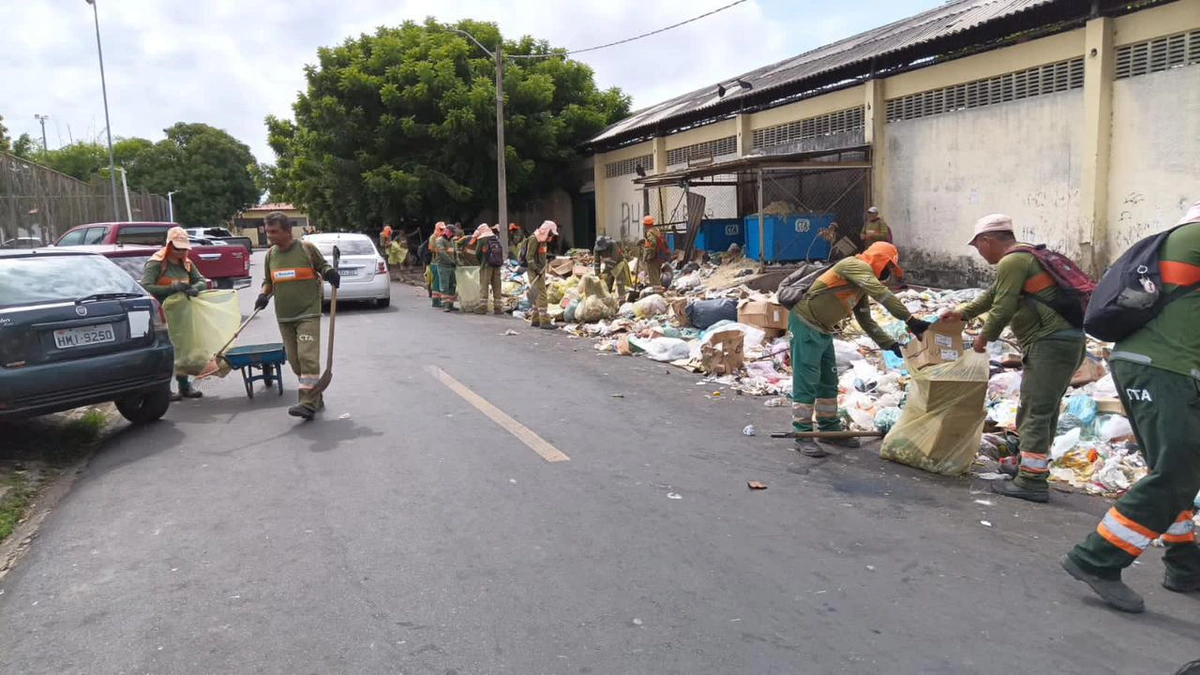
[519,253,1150,495]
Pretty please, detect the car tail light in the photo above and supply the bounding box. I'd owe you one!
[151,298,168,330]
[377,260,387,275]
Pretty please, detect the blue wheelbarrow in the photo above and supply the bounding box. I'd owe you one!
[224,343,287,399]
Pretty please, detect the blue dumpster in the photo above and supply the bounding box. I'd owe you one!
[744,213,835,262]
[693,218,746,252]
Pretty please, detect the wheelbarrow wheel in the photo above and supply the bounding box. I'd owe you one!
[243,368,255,399]
[262,368,274,388]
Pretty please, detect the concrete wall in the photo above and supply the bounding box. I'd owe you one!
[1107,65,1200,256]
[886,91,1085,287]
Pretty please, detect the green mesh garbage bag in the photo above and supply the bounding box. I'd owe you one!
[162,290,242,376]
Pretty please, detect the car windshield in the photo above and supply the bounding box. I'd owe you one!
[310,239,375,256]
[0,255,144,308]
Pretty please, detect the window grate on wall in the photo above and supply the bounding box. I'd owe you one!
[752,107,865,152]
[604,154,654,179]
[1115,30,1200,80]
[666,136,738,167]
[885,58,1085,122]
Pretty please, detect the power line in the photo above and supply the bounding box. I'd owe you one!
[507,0,749,59]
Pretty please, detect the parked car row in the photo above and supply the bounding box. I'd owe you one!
[55,222,251,289]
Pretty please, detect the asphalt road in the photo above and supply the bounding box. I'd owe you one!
[1,252,1198,674]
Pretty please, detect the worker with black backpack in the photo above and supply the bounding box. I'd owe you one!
[1061,201,1200,614]
[941,214,1092,505]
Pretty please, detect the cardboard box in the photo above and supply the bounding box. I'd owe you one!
[701,330,744,376]
[902,321,966,369]
[1095,398,1127,416]
[669,298,690,326]
[737,299,789,331]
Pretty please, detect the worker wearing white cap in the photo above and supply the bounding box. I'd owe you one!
[941,213,1085,503]
[861,207,892,247]
[140,226,209,400]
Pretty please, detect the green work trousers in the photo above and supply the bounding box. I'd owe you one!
[789,312,840,433]
[1013,335,1086,491]
[436,264,457,306]
[278,318,323,410]
[428,265,442,307]
[528,272,549,326]
[1067,360,1200,580]
[479,265,503,314]
[645,259,663,288]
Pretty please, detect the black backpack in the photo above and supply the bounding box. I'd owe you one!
[485,237,504,267]
[776,261,836,309]
[1084,223,1200,342]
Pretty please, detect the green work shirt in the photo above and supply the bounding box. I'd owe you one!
[140,257,206,301]
[508,234,525,259]
[434,236,457,267]
[262,241,331,323]
[1112,222,1200,380]
[956,246,1074,349]
[861,218,892,245]
[524,237,548,275]
[792,256,911,348]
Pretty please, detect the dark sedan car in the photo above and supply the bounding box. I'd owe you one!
[0,249,174,423]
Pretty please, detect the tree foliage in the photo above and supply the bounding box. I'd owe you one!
[266,19,630,231]
[0,115,36,159]
[30,123,259,226]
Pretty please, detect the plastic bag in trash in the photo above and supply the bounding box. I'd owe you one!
[1097,415,1135,443]
[163,290,242,376]
[873,407,902,433]
[1050,427,1082,460]
[631,336,692,362]
[633,294,668,319]
[880,351,988,476]
[685,298,738,330]
[1065,394,1098,426]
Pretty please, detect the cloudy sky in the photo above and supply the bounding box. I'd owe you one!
[1,0,934,163]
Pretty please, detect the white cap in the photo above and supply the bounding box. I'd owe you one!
[968,213,1013,245]
[867,206,879,214]
[1177,200,1200,226]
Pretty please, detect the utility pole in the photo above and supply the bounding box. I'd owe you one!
[167,190,180,222]
[86,0,121,222]
[494,47,508,255]
[118,167,133,221]
[34,115,50,152]
[450,28,509,257]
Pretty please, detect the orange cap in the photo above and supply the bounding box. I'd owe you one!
[642,216,655,227]
[508,223,520,231]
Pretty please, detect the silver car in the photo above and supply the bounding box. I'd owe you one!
[302,233,391,308]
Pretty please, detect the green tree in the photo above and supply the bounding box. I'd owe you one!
[36,141,111,180]
[267,19,630,231]
[0,114,9,152]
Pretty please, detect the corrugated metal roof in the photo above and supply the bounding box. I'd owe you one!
[590,0,1064,147]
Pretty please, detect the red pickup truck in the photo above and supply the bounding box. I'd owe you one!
[55,222,251,289]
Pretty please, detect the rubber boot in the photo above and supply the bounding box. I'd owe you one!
[288,404,316,421]
[1061,555,1145,613]
[1163,572,1200,593]
[172,376,202,401]
[992,479,1050,503]
[795,439,829,458]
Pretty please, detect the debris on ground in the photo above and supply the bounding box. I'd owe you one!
[747,481,768,490]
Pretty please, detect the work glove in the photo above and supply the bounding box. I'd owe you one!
[888,344,904,359]
[184,286,200,298]
[254,293,271,311]
[169,281,190,293]
[906,318,933,339]
[324,268,341,289]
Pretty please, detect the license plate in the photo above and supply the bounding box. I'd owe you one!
[54,324,116,349]
[339,267,358,277]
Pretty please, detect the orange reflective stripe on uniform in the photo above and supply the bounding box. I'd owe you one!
[157,275,188,286]
[814,398,839,418]
[1160,261,1200,287]
[1096,507,1158,557]
[1162,511,1196,544]
[1022,271,1055,294]
[1019,451,1050,474]
[816,268,848,290]
[271,267,318,283]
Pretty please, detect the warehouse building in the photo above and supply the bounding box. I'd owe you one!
[583,0,1200,286]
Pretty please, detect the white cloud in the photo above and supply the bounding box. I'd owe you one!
[0,0,927,163]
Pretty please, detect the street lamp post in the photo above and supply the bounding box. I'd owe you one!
[167,190,180,222]
[85,0,120,223]
[449,29,509,257]
[34,114,50,152]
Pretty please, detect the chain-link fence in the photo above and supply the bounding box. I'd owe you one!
[0,152,169,245]
[754,165,870,245]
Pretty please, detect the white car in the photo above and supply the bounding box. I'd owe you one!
[302,232,391,308]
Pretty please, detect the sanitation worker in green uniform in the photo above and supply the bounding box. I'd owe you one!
[140,226,207,401]
[255,211,339,420]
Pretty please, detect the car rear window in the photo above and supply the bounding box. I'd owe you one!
[310,239,375,256]
[116,226,170,246]
[0,255,144,308]
[107,254,154,280]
